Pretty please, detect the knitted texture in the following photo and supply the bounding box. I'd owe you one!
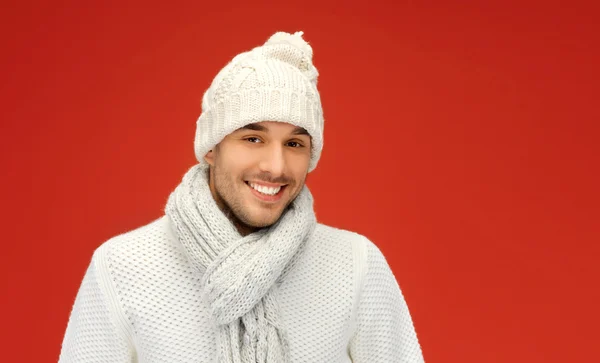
[194,31,324,172]
[59,255,133,362]
[59,217,425,362]
[164,163,316,362]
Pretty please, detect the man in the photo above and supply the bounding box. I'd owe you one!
[59,31,425,362]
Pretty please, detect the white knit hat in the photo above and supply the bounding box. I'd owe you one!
[194,31,324,172]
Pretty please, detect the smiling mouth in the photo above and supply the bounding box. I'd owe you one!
[244,181,287,201]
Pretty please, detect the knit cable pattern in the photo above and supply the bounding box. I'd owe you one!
[193,31,324,172]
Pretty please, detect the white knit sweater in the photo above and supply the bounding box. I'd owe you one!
[59,216,424,362]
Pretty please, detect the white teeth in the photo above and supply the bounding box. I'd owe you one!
[249,182,281,196]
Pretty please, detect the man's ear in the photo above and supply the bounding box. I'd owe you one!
[204,149,215,166]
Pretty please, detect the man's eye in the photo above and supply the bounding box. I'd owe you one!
[287,141,303,148]
[245,137,261,143]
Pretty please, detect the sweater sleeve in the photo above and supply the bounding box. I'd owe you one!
[59,247,136,363]
[349,240,425,362]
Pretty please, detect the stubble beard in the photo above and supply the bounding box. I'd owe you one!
[212,166,303,233]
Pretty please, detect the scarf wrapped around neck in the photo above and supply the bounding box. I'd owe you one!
[165,164,316,362]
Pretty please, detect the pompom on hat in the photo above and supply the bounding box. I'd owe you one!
[194,31,324,172]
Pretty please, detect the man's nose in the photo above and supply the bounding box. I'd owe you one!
[258,144,285,177]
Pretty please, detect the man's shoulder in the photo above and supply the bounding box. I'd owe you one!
[312,223,386,262]
[93,215,184,268]
[311,222,380,260]
[97,215,171,250]
[314,222,373,247]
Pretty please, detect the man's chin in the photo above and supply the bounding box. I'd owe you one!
[245,216,279,229]
[241,210,285,229]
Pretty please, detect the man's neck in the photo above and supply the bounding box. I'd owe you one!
[212,190,260,237]
[226,210,259,237]
[206,167,263,237]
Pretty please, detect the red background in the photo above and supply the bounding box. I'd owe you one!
[2,1,599,362]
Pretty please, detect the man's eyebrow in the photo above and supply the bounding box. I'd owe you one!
[292,127,310,136]
[239,124,310,136]
[240,124,268,132]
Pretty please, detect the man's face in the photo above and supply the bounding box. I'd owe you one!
[204,121,312,232]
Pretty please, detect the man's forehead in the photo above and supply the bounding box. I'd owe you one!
[239,122,309,136]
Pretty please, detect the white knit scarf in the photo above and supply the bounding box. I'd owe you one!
[165,164,316,363]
